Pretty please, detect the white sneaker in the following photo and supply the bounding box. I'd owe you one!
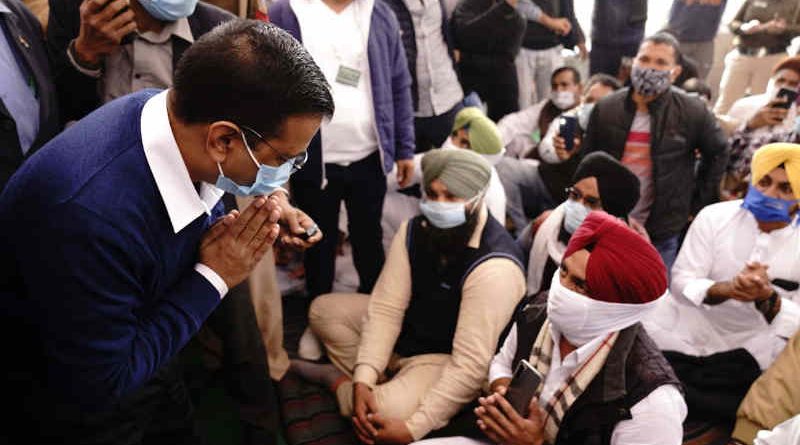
[298,326,323,361]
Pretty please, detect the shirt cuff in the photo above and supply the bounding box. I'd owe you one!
[67,40,102,78]
[194,263,229,299]
[682,278,716,306]
[405,411,435,441]
[353,364,379,389]
[772,297,800,339]
[488,361,513,384]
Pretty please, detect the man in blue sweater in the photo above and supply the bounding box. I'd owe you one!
[0,19,333,444]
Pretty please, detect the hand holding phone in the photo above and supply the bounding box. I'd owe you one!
[558,115,579,152]
[74,0,137,65]
[773,88,798,110]
[504,360,543,417]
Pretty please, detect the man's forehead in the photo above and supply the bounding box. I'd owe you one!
[638,42,676,61]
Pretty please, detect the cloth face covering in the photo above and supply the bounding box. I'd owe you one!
[215,132,294,197]
[630,65,672,97]
[546,272,661,346]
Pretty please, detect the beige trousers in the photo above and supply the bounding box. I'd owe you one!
[309,293,450,419]
[237,196,291,381]
[714,50,787,116]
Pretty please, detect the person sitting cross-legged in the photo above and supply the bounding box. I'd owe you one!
[289,148,527,444]
[413,211,686,445]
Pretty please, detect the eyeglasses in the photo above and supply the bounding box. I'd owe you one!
[565,186,602,209]
[240,125,309,172]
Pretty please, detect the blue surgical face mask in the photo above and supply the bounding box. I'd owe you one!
[742,184,798,224]
[215,132,294,197]
[563,198,592,234]
[139,0,199,21]
[419,193,483,229]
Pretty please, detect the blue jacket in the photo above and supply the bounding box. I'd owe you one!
[269,0,415,186]
[590,0,647,47]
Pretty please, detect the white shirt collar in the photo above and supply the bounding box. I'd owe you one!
[140,90,224,233]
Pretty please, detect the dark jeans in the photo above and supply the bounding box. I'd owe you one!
[653,234,680,276]
[292,150,387,298]
[4,358,201,445]
[414,102,463,153]
[589,42,641,77]
[459,59,519,122]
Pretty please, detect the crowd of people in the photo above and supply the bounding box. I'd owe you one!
[2,0,800,444]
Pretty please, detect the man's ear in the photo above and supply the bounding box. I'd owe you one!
[205,121,240,164]
[670,65,683,84]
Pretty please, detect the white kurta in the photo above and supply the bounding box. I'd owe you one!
[644,200,800,370]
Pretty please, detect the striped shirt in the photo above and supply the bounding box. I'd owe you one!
[622,112,653,224]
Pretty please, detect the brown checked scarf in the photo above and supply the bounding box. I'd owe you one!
[527,320,619,445]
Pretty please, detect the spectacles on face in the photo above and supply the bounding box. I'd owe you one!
[240,125,309,172]
[565,186,602,209]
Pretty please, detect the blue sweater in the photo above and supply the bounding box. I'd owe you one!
[0,90,223,409]
[269,0,415,186]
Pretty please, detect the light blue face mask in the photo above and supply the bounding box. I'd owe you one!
[215,131,294,197]
[563,198,592,234]
[419,193,483,229]
[139,0,199,22]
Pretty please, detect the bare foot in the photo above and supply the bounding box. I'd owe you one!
[290,359,347,390]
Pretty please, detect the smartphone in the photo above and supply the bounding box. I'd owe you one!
[504,360,543,417]
[774,88,799,109]
[558,115,579,152]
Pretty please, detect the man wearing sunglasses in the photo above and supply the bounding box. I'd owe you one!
[517,152,641,297]
[0,20,334,444]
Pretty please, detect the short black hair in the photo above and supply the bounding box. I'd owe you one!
[173,20,334,139]
[641,32,683,66]
[681,77,712,101]
[584,74,622,94]
[551,66,582,85]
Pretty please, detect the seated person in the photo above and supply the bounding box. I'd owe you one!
[497,66,582,160]
[645,143,800,425]
[291,149,527,444]
[518,152,641,297]
[723,57,800,199]
[496,73,619,236]
[416,211,686,445]
[382,107,507,249]
[730,330,800,445]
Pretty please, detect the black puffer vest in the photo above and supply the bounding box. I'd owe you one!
[511,293,682,445]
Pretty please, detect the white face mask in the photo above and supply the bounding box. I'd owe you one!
[550,90,577,110]
[563,198,592,234]
[546,272,663,346]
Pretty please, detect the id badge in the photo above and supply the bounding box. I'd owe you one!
[336,65,361,87]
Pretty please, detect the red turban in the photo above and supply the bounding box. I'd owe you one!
[563,211,667,304]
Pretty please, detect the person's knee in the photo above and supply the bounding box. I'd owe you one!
[308,293,368,335]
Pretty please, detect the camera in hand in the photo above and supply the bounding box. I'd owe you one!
[504,360,543,417]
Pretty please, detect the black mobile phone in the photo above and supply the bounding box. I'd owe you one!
[505,359,543,417]
[558,115,579,152]
[774,88,798,109]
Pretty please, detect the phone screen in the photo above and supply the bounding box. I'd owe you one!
[504,360,543,416]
